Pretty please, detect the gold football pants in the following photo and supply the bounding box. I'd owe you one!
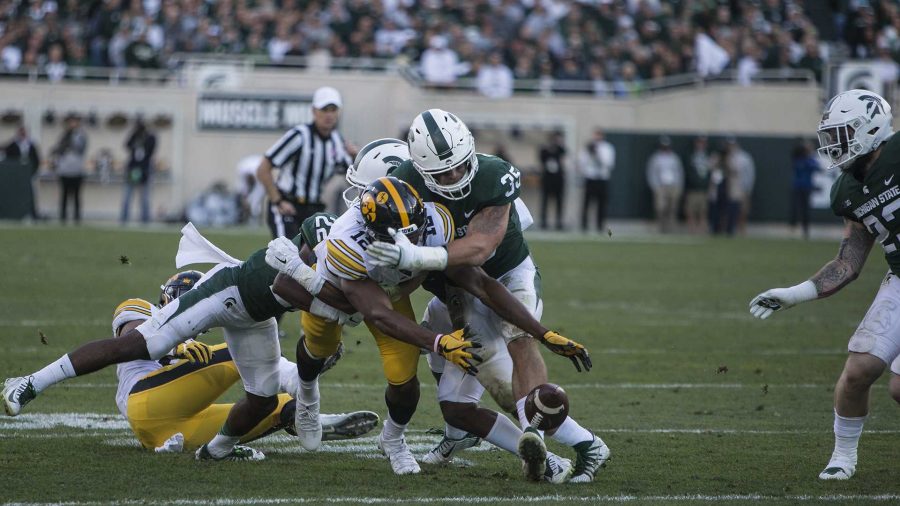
[126,343,291,449]
[301,295,421,385]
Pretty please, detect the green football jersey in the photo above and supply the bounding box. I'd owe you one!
[831,133,900,275]
[392,154,529,278]
[237,212,337,321]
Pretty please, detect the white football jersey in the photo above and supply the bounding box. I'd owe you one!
[315,202,454,288]
[112,298,163,418]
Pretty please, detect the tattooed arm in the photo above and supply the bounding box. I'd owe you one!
[810,219,875,297]
[750,219,875,319]
[445,203,510,267]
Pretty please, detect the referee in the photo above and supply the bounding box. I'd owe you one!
[257,86,354,238]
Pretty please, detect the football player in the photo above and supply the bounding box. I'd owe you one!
[750,89,900,480]
[113,270,378,454]
[2,211,477,462]
[367,109,608,483]
[271,140,581,480]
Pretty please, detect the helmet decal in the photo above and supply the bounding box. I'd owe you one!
[361,193,377,223]
[380,177,411,228]
[859,94,884,119]
[376,191,389,204]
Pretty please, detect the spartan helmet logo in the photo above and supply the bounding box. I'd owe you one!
[859,94,884,119]
[361,193,377,223]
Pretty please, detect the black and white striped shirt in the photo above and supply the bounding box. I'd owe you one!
[264,123,352,204]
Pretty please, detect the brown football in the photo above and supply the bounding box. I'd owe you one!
[524,383,569,431]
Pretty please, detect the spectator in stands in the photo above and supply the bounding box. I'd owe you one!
[420,35,462,87]
[5,125,41,220]
[577,129,615,233]
[476,51,514,99]
[790,139,820,239]
[646,136,683,234]
[684,136,711,235]
[120,118,157,224]
[538,130,567,231]
[708,146,729,235]
[44,43,66,82]
[723,137,755,236]
[51,112,88,224]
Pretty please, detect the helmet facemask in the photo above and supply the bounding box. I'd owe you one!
[817,121,863,171]
[418,152,479,200]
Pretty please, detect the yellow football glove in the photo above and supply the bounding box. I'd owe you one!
[174,340,213,364]
[434,326,483,375]
[540,331,592,372]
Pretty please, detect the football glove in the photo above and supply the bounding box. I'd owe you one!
[174,340,213,364]
[265,237,324,295]
[749,280,818,320]
[540,331,592,372]
[367,228,448,271]
[434,327,483,375]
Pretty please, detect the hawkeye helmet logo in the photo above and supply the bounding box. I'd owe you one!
[859,95,884,119]
[361,193,377,223]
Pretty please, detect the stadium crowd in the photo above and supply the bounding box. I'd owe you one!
[0,1,897,95]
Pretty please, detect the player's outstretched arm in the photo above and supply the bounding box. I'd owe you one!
[272,273,356,315]
[445,265,591,372]
[341,278,483,374]
[445,204,510,267]
[750,219,874,319]
[367,204,510,271]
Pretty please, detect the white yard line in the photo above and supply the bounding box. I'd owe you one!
[6,494,900,505]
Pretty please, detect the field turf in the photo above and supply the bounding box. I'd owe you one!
[0,224,898,505]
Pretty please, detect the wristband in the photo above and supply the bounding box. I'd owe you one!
[789,280,819,304]
[433,334,442,353]
[309,297,342,322]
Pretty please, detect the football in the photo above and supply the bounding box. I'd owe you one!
[523,383,569,431]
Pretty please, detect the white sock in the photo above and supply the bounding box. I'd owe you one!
[551,416,594,447]
[486,414,522,455]
[515,397,529,429]
[515,396,544,437]
[30,355,76,393]
[298,378,319,406]
[277,357,299,395]
[206,432,241,458]
[382,416,407,441]
[831,410,866,464]
[445,423,468,440]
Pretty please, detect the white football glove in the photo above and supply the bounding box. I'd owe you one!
[367,228,448,271]
[265,237,324,295]
[749,280,818,320]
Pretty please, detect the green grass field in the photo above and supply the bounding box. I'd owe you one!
[0,224,898,505]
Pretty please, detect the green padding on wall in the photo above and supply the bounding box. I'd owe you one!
[0,160,34,219]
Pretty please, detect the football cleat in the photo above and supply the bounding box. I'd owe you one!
[195,444,265,461]
[518,429,548,481]
[154,432,184,453]
[378,431,421,475]
[295,400,322,451]
[421,432,481,464]
[3,376,36,416]
[320,411,380,441]
[544,452,573,484]
[569,435,611,483]
[819,460,856,480]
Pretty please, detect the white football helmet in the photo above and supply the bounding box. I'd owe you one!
[817,89,893,171]
[342,138,410,208]
[407,109,478,200]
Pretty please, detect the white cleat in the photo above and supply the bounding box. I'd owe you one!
[295,400,322,451]
[154,432,185,453]
[518,430,548,481]
[569,435,611,483]
[3,376,36,416]
[195,443,265,461]
[421,432,481,465]
[378,432,421,475]
[819,460,856,480]
[544,452,573,484]
[321,411,380,441]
